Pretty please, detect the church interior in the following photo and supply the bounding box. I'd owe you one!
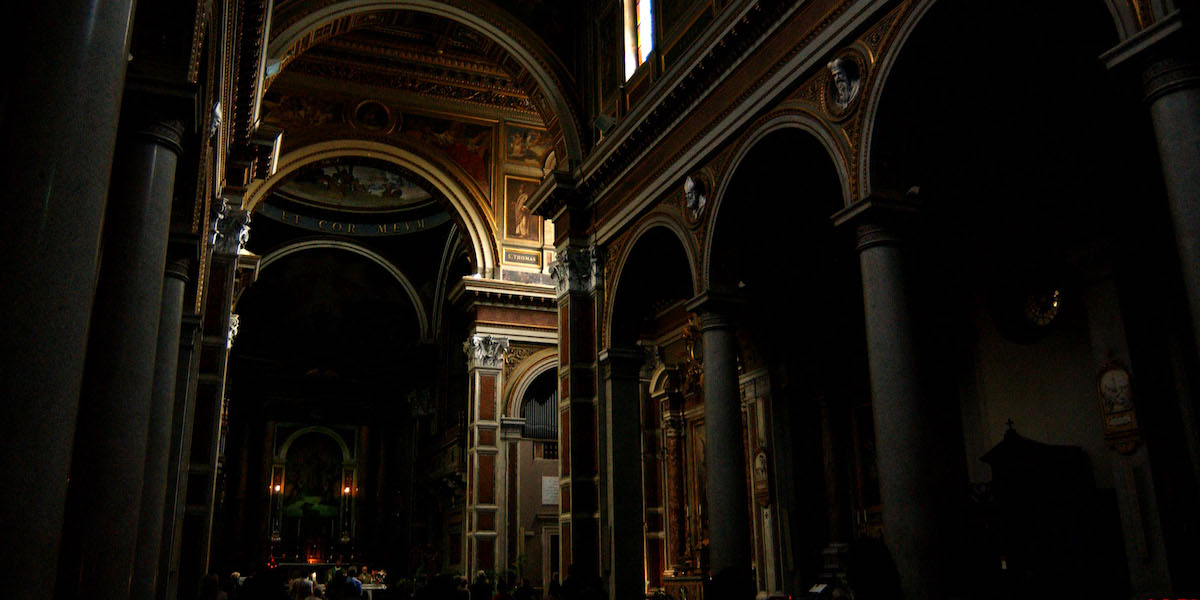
[3,0,1200,599]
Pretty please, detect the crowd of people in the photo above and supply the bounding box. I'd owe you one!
[197,564,610,600]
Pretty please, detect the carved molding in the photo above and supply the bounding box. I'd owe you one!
[502,344,540,378]
[227,313,241,349]
[464,334,510,369]
[1142,53,1200,104]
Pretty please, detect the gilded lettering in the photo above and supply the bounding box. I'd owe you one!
[318,220,328,230]
[348,223,357,233]
[333,222,344,232]
[377,224,388,234]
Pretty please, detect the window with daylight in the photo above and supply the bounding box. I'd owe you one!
[624,0,654,79]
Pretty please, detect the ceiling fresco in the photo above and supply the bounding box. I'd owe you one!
[275,156,439,214]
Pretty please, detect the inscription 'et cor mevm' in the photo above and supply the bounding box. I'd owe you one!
[257,203,451,236]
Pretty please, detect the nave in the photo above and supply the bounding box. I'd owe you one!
[3,1,1200,599]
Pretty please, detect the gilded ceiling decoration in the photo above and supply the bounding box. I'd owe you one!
[270,11,537,115]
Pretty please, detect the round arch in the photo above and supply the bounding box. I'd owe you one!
[647,363,672,397]
[259,238,432,341]
[604,215,700,348]
[855,0,1135,198]
[243,139,498,277]
[267,0,583,167]
[277,425,353,462]
[503,348,558,418]
[703,113,849,290]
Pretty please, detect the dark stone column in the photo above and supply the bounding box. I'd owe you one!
[56,113,185,599]
[160,312,202,600]
[833,197,945,600]
[1144,54,1200,357]
[599,347,646,600]
[685,292,752,588]
[1104,13,1200,361]
[0,3,135,597]
[132,257,192,600]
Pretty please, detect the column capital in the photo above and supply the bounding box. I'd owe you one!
[832,194,920,251]
[463,334,510,370]
[549,243,605,297]
[211,197,252,258]
[131,119,186,156]
[1101,12,1200,103]
[686,290,743,330]
[164,258,191,283]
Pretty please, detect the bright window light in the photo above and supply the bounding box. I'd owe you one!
[636,0,653,64]
[625,0,654,80]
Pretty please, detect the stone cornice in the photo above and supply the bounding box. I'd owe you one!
[448,276,557,309]
[1101,10,1186,70]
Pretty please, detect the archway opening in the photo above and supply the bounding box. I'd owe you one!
[607,225,695,592]
[868,0,1198,594]
[709,127,871,595]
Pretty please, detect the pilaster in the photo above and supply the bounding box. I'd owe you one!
[548,240,605,581]
[463,334,510,575]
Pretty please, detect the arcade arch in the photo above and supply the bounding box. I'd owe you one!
[266,0,584,168]
[243,140,499,278]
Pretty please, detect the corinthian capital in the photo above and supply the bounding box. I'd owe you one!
[212,197,252,257]
[549,244,606,296]
[463,335,510,369]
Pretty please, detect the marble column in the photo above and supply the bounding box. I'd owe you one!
[599,347,646,600]
[0,3,135,597]
[685,292,752,586]
[1104,14,1200,361]
[132,258,192,600]
[833,197,944,600]
[56,115,185,599]
[1145,54,1200,357]
[661,407,688,574]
